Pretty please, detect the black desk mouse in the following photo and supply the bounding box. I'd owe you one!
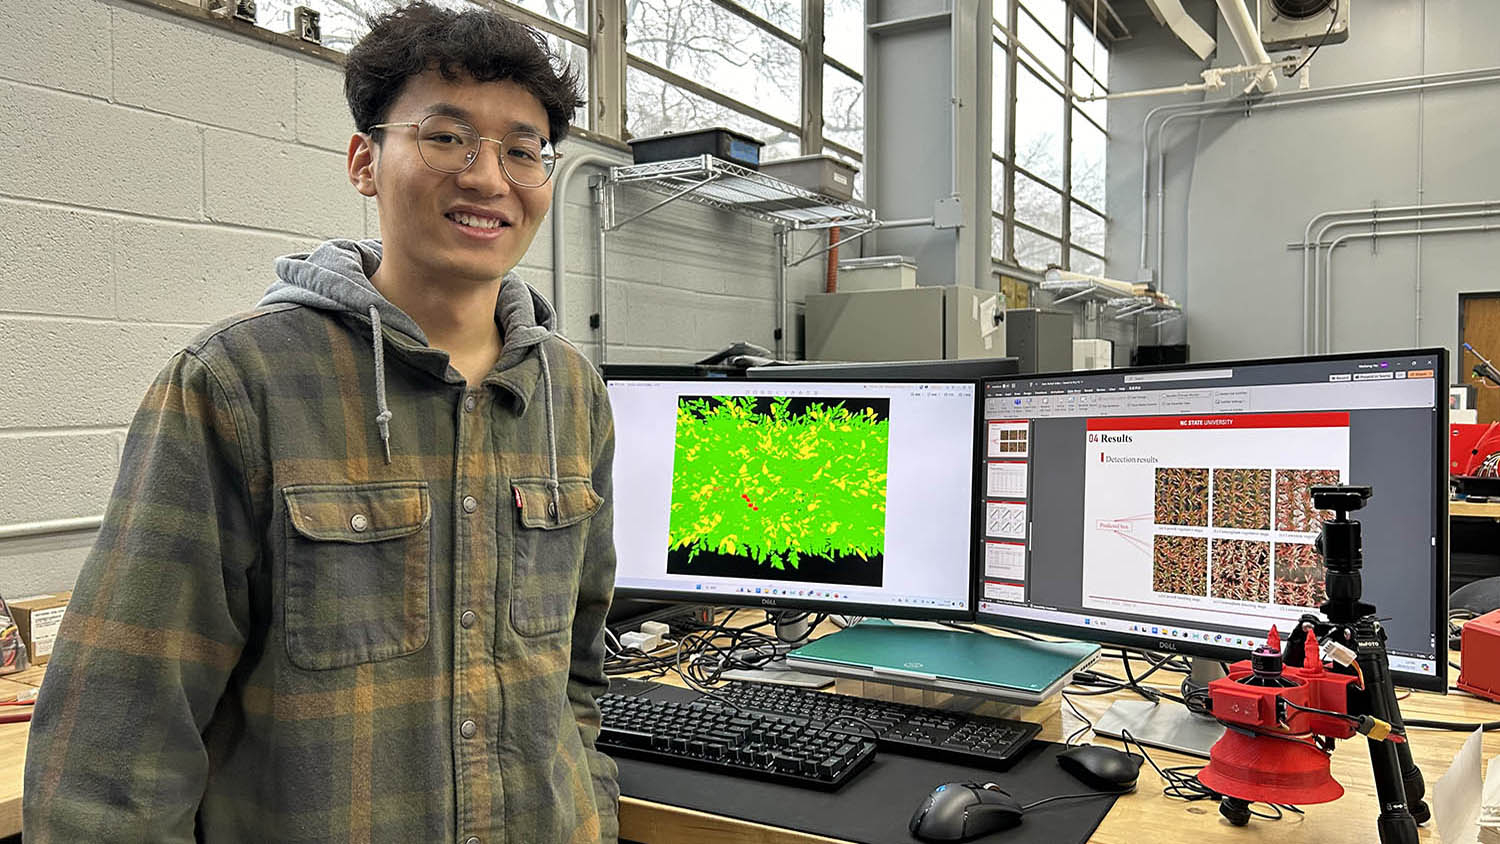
[909,782,1024,842]
[1056,745,1144,791]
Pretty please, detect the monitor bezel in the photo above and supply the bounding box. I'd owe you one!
[604,373,984,622]
[973,348,1451,693]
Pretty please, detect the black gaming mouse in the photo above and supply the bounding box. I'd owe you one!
[1056,744,1144,791]
[909,781,1024,842]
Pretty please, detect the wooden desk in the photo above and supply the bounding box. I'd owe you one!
[1452,500,1500,519]
[0,665,44,838]
[618,647,1500,844]
[4,647,1494,843]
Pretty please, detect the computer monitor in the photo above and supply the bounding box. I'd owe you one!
[607,375,979,621]
[747,357,1020,381]
[974,349,1449,694]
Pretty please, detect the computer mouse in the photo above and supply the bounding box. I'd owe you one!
[909,781,1024,842]
[1056,745,1144,792]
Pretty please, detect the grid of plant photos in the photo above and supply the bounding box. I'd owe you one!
[1151,466,1339,607]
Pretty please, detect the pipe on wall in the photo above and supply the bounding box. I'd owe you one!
[1214,0,1276,93]
[1150,72,1500,305]
[1303,203,1500,353]
[1320,222,1500,352]
[1136,65,1500,285]
[549,150,628,342]
[1317,219,1500,353]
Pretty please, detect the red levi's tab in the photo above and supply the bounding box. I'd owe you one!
[513,484,524,511]
[1087,412,1350,431]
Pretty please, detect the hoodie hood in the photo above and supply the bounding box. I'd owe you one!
[261,238,557,347]
[259,239,562,484]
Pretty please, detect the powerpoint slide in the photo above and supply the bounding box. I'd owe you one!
[987,461,1029,498]
[665,394,889,587]
[988,421,1029,458]
[985,541,1027,581]
[986,500,1028,540]
[1080,412,1348,623]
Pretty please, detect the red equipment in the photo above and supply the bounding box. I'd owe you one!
[1457,609,1500,702]
[1198,627,1365,807]
[1452,422,1500,475]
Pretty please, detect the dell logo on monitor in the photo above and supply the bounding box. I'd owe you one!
[1157,641,1178,652]
[761,598,777,606]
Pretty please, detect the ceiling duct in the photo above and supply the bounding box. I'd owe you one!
[1142,0,1216,59]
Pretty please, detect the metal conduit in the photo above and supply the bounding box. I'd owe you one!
[1321,222,1500,352]
[0,516,103,541]
[1136,64,1500,276]
[1304,203,1500,353]
[1156,75,1500,295]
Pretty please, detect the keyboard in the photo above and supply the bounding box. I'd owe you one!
[597,692,878,790]
[714,679,1041,769]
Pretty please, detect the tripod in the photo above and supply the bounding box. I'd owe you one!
[1282,485,1427,843]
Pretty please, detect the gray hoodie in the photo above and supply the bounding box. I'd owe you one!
[260,238,568,513]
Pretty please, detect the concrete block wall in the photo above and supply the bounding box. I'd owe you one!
[0,0,823,596]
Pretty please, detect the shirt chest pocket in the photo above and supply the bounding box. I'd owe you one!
[282,482,433,670]
[506,477,602,638]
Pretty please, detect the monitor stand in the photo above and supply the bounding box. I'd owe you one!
[718,610,834,689]
[1091,656,1225,759]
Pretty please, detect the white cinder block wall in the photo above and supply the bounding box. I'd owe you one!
[0,0,825,596]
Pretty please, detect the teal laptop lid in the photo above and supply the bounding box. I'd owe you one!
[785,621,1099,699]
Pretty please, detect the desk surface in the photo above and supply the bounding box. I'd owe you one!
[1453,499,1500,519]
[1,665,45,838]
[3,643,1495,844]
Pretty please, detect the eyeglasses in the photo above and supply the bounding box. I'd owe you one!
[369,114,562,188]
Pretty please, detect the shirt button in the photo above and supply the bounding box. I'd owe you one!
[350,513,369,532]
[460,610,477,629]
[460,719,477,739]
[464,838,480,844]
[462,495,478,513]
[463,395,477,413]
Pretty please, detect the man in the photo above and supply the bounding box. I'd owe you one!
[24,4,619,842]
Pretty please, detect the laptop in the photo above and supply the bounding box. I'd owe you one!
[784,621,1099,706]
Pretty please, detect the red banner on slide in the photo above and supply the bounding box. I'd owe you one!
[1086,412,1349,431]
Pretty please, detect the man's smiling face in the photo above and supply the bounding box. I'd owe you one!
[353,71,555,286]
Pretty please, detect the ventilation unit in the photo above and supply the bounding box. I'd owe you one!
[1259,0,1350,52]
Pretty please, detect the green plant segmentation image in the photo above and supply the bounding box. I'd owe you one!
[666,395,890,587]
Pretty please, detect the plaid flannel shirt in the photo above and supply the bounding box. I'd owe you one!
[24,277,620,843]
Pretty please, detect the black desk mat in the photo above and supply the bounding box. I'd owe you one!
[616,739,1119,844]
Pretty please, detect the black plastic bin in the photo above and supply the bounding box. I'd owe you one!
[627,127,765,169]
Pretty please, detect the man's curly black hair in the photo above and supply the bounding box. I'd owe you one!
[345,2,584,145]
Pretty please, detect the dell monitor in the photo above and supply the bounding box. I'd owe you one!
[974,349,1449,705]
[606,375,979,621]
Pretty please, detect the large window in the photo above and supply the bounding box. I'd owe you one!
[993,0,1110,274]
[177,0,865,190]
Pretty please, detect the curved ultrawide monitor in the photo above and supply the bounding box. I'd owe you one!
[975,349,1449,692]
[606,376,979,621]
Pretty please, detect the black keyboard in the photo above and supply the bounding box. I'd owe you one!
[714,680,1041,769]
[597,692,877,790]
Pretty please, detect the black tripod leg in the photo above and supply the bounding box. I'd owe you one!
[1351,623,1422,843]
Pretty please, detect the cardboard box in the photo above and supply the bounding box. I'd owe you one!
[10,592,69,665]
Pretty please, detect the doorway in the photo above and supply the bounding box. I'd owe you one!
[1459,293,1500,424]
